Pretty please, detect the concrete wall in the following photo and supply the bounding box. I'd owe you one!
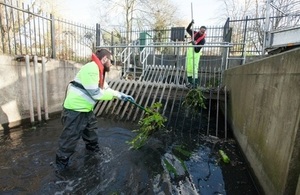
[224,48,300,195]
[0,54,121,129]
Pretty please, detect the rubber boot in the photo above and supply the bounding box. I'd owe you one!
[187,76,193,84]
[86,142,100,153]
[194,78,199,88]
[55,155,69,171]
[187,77,193,88]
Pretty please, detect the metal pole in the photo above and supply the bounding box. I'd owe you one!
[50,14,56,59]
[191,2,195,88]
[263,0,271,55]
[42,57,49,120]
[241,16,248,65]
[25,55,34,124]
[33,56,42,122]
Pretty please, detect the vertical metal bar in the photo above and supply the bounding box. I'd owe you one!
[167,84,178,126]
[213,67,216,88]
[206,89,212,136]
[25,55,34,123]
[4,0,11,54]
[149,82,161,107]
[38,13,42,56]
[263,0,271,55]
[204,66,207,87]
[74,21,77,61]
[42,57,49,120]
[216,84,220,137]
[190,2,195,88]
[126,82,143,120]
[33,55,42,122]
[74,21,78,59]
[11,0,17,55]
[133,82,151,121]
[241,16,248,65]
[162,84,173,116]
[225,46,229,70]
[111,81,128,115]
[96,23,101,48]
[27,4,32,55]
[0,2,5,52]
[32,6,37,55]
[42,13,46,56]
[50,14,55,59]
[104,81,122,115]
[22,3,28,55]
[224,86,227,140]
[121,81,138,120]
[17,0,23,55]
[140,82,156,119]
[69,22,72,60]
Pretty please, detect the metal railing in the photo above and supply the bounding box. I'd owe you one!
[98,43,231,87]
[2,0,299,65]
[94,43,231,138]
[227,13,300,57]
[0,0,96,62]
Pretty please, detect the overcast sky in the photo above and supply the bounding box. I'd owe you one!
[61,0,224,27]
[174,0,224,25]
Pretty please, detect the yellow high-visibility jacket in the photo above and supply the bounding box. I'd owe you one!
[63,62,119,112]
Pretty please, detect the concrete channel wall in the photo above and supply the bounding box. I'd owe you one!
[0,54,121,128]
[224,48,300,195]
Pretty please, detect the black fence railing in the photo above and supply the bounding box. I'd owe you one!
[227,13,300,56]
[2,0,300,64]
[0,0,96,62]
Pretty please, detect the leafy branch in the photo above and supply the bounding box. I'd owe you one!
[182,88,206,113]
[127,102,167,149]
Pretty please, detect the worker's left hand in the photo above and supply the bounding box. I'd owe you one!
[119,93,135,102]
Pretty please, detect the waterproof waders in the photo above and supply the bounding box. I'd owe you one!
[186,44,202,88]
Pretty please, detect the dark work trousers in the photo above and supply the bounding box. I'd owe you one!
[56,108,99,166]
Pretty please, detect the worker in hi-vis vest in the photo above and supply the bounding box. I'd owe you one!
[186,20,206,88]
[55,49,134,171]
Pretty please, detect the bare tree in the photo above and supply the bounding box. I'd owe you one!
[0,0,43,54]
[95,0,182,44]
[218,0,300,55]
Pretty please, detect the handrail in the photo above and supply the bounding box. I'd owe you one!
[139,46,151,77]
[120,44,133,77]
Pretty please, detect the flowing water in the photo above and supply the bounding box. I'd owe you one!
[0,115,261,194]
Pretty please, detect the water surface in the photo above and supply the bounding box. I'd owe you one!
[0,117,260,194]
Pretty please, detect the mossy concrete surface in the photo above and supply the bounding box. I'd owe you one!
[224,48,300,195]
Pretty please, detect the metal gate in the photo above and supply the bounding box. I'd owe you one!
[94,44,230,139]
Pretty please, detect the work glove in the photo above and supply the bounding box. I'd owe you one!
[117,92,135,102]
[191,40,196,45]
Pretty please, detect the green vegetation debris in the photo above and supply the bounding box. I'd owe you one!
[219,149,230,163]
[127,102,167,149]
[182,88,206,113]
[163,159,178,177]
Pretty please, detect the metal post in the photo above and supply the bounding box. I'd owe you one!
[50,14,56,59]
[96,23,101,47]
[42,57,49,120]
[241,16,248,65]
[191,2,195,88]
[263,0,271,55]
[33,56,42,122]
[25,55,35,124]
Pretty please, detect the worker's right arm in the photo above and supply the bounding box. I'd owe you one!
[186,20,194,36]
